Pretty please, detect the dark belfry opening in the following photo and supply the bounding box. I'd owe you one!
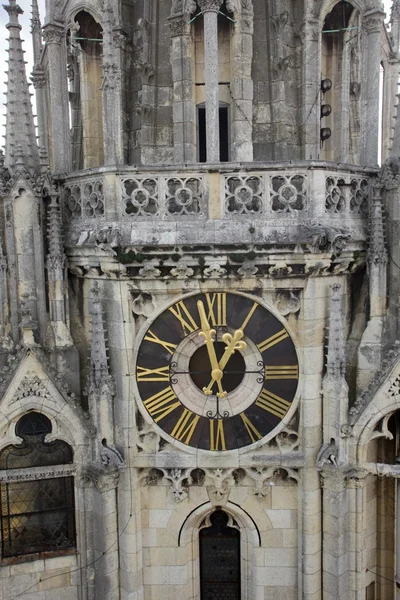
[198,105,229,162]
[67,11,104,170]
[199,510,240,600]
[321,1,359,162]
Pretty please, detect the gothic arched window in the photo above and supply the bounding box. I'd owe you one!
[199,510,241,599]
[0,412,76,559]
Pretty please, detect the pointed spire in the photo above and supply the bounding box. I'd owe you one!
[368,186,388,266]
[3,0,40,172]
[31,0,43,64]
[88,282,111,390]
[326,284,345,382]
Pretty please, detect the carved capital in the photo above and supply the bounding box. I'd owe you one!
[43,24,64,45]
[169,16,190,37]
[197,0,221,12]
[363,10,385,34]
[31,69,47,89]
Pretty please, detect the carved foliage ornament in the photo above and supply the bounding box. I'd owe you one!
[142,466,299,503]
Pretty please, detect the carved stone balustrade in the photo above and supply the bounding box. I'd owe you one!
[59,161,377,257]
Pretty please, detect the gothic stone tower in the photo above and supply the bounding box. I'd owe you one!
[1,1,400,599]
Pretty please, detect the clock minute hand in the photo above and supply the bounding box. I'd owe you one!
[197,301,226,398]
[203,329,247,396]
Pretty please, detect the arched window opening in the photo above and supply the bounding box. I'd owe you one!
[199,510,241,600]
[0,412,76,559]
[321,1,361,162]
[194,2,232,162]
[67,11,104,170]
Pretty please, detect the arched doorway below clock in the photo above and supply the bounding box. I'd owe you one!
[199,510,241,600]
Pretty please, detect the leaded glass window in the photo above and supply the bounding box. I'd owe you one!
[200,510,241,600]
[0,412,76,559]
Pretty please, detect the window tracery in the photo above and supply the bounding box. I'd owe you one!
[0,412,76,559]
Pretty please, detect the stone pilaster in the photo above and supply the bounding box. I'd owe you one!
[346,470,368,600]
[169,14,197,163]
[198,0,221,162]
[320,468,349,599]
[361,9,386,166]
[42,22,71,171]
[357,186,388,391]
[301,14,320,160]
[102,6,126,165]
[89,469,121,600]
[229,1,253,162]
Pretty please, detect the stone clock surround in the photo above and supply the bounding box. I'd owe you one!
[133,290,301,455]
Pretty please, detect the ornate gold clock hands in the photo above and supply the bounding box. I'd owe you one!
[197,301,225,397]
[198,300,248,398]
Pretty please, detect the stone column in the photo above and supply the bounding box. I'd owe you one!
[169,14,197,163]
[301,14,320,160]
[397,480,400,598]
[320,468,349,600]
[229,2,254,162]
[347,470,368,600]
[31,68,48,153]
[102,7,126,166]
[361,10,385,167]
[42,22,71,172]
[91,470,121,600]
[198,0,221,163]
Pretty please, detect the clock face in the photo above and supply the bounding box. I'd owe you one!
[135,292,299,452]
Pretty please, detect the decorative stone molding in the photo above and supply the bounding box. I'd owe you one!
[367,414,394,443]
[206,468,237,504]
[141,465,300,503]
[197,0,222,12]
[138,264,161,279]
[364,462,400,478]
[246,466,299,501]
[349,340,400,425]
[363,10,386,34]
[316,440,339,470]
[136,421,161,453]
[100,440,126,470]
[83,465,120,492]
[42,24,64,45]
[275,291,301,316]
[12,374,51,403]
[204,263,227,278]
[0,465,75,483]
[130,291,156,318]
[102,63,121,91]
[170,264,194,279]
[237,263,258,277]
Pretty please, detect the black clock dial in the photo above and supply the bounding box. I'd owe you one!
[136,292,299,451]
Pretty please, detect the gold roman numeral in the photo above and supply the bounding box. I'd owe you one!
[256,389,291,419]
[169,301,199,335]
[143,387,181,423]
[144,329,177,355]
[171,409,200,444]
[209,420,227,451]
[240,302,258,331]
[205,293,227,326]
[137,366,170,382]
[257,328,289,353]
[265,365,299,380]
[240,413,263,443]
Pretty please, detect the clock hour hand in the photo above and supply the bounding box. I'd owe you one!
[203,329,247,397]
[197,301,226,398]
